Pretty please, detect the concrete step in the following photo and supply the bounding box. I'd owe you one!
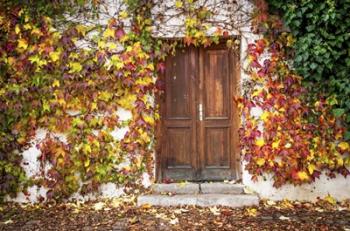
[151,183,244,195]
[151,183,199,194]
[201,183,244,194]
[137,194,259,208]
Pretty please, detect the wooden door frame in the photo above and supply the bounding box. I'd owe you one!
[155,37,241,182]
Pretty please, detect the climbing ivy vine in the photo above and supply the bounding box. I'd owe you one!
[0,0,160,201]
[266,0,350,135]
[240,0,350,187]
[1,0,349,202]
[0,0,243,201]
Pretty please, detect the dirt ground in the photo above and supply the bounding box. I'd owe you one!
[1,197,350,231]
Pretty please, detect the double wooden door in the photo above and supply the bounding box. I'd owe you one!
[158,43,240,181]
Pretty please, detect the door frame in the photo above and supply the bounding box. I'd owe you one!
[155,37,242,182]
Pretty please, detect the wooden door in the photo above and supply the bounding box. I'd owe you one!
[158,43,239,182]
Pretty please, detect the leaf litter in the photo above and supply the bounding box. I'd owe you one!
[0,196,350,230]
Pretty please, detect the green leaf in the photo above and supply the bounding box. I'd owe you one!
[332,108,345,117]
[344,131,350,141]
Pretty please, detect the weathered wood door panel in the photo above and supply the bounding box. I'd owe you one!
[159,43,239,181]
[199,44,235,180]
[161,47,198,180]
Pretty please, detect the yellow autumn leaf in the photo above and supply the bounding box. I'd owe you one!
[245,208,257,217]
[134,155,143,168]
[297,171,309,181]
[280,199,293,209]
[7,57,16,66]
[255,138,265,147]
[119,11,128,19]
[28,55,47,68]
[106,42,117,50]
[98,91,113,102]
[23,23,32,30]
[146,63,154,71]
[143,115,155,125]
[69,62,83,73]
[93,202,105,211]
[141,203,152,210]
[17,136,26,145]
[286,34,295,47]
[272,140,280,149]
[135,76,153,85]
[84,158,90,168]
[91,102,97,111]
[57,98,65,106]
[126,45,133,52]
[336,156,344,167]
[139,130,150,143]
[15,25,21,34]
[252,88,262,97]
[256,158,265,167]
[324,194,336,205]
[260,111,269,122]
[75,24,86,36]
[117,93,136,109]
[82,144,92,154]
[185,18,197,28]
[49,51,61,62]
[103,28,115,39]
[52,80,60,87]
[137,51,147,59]
[123,165,131,172]
[110,55,124,70]
[97,40,106,49]
[209,206,220,216]
[175,0,183,8]
[154,112,160,120]
[345,157,350,167]
[42,100,50,112]
[17,38,28,50]
[194,30,205,39]
[338,142,349,151]
[307,164,316,175]
[57,157,64,166]
[31,27,42,36]
[18,9,24,16]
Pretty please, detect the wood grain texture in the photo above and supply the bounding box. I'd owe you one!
[157,41,240,182]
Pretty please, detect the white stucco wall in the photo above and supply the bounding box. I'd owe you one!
[9,108,132,203]
[242,97,350,201]
[9,0,350,203]
[238,20,350,201]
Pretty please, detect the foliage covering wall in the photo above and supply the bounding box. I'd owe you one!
[266,0,350,133]
[240,0,350,187]
[0,0,349,202]
[0,0,244,201]
[0,0,160,201]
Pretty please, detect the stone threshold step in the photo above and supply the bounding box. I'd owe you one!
[137,194,259,207]
[151,183,244,195]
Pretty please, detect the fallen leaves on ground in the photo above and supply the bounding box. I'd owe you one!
[0,197,350,231]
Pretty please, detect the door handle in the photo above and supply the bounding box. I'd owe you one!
[198,103,203,121]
